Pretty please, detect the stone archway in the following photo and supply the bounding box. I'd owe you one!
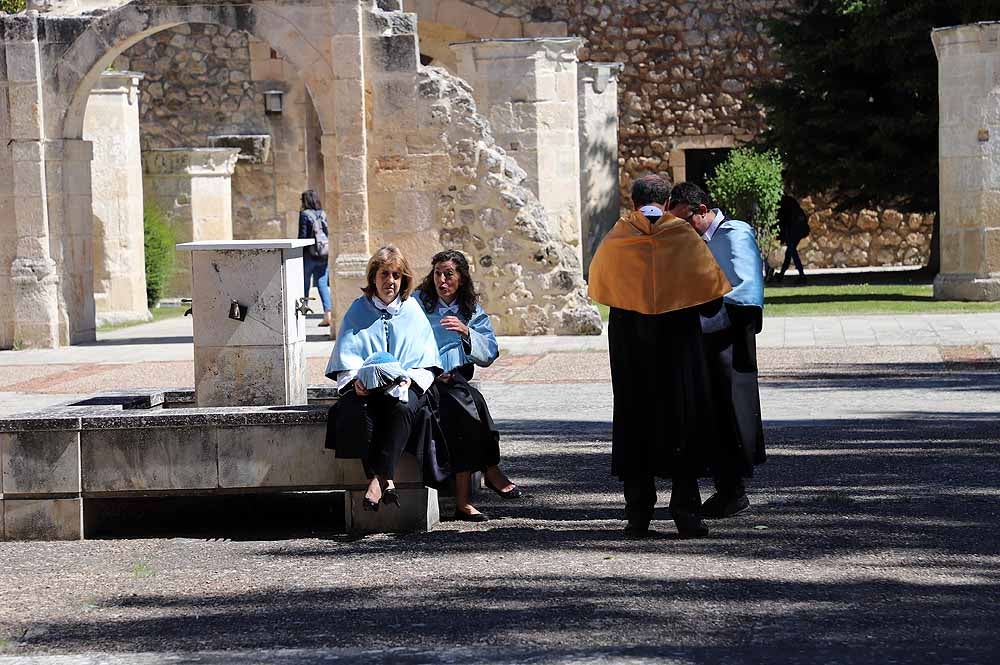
[2,1,367,347]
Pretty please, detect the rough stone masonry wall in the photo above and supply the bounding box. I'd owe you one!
[791,198,935,270]
[113,24,323,240]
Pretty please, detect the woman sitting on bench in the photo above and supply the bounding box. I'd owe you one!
[324,245,449,511]
[416,249,525,523]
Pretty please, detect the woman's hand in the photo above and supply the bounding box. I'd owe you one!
[353,379,369,396]
[436,372,453,384]
[441,315,469,337]
[397,378,412,391]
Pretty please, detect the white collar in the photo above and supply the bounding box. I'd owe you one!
[371,295,403,316]
[702,209,725,241]
[437,299,460,314]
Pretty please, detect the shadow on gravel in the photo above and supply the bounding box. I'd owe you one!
[763,366,1000,391]
[11,409,1000,661]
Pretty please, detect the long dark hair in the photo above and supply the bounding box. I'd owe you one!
[300,189,322,211]
[418,250,479,321]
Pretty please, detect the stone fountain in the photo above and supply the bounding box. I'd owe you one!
[0,240,440,541]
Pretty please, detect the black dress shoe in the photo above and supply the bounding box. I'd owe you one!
[671,510,709,538]
[484,478,526,499]
[623,520,651,539]
[381,488,400,507]
[701,492,750,519]
[453,510,489,523]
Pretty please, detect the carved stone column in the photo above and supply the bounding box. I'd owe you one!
[83,71,150,326]
[578,61,623,276]
[453,38,585,264]
[933,23,1000,301]
[142,148,240,298]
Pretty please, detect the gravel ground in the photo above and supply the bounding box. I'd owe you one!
[1,369,998,664]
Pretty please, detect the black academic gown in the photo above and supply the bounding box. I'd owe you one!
[429,364,501,473]
[702,304,766,477]
[608,303,722,480]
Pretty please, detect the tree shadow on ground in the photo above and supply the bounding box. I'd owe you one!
[13,410,999,660]
[762,366,1000,391]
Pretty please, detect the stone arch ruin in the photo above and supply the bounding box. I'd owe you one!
[1,0,605,349]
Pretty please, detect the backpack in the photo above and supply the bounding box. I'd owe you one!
[308,210,329,259]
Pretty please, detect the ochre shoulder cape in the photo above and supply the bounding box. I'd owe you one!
[588,211,732,315]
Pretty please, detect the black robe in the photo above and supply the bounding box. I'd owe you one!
[702,304,766,477]
[429,366,501,473]
[609,303,721,480]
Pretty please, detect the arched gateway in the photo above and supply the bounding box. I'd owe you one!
[1,0,602,349]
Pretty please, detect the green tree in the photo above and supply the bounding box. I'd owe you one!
[143,203,175,307]
[755,0,999,269]
[707,148,785,265]
[0,0,26,13]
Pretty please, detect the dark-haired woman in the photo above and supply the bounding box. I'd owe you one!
[416,250,524,522]
[324,245,449,511]
[298,190,332,327]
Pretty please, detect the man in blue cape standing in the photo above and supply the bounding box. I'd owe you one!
[670,182,767,519]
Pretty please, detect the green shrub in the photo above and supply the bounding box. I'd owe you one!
[707,148,785,265]
[0,0,27,14]
[143,203,175,307]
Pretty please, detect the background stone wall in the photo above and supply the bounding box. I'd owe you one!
[782,197,935,269]
[114,24,324,240]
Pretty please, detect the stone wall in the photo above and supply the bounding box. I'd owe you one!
[113,23,324,241]
[782,197,935,269]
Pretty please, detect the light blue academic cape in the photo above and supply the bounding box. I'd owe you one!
[414,290,499,373]
[707,219,765,309]
[325,296,441,379]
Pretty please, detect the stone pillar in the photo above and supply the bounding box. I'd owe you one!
[933,23,1000,301]
[578,61,623,276]
[324,0,374,332]
[452,38,585,264]
[142,148,240,298]
[4,14,61,349]
[176,240,312,408]
[83,71,150,326]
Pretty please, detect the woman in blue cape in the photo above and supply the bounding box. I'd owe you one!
[324,245,449,511]
[416,250,525,523]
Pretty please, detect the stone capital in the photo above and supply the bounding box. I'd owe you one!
[142,148,241,178]
[451,37,583,67]
[932,21,1000,58]
[89,71,145,106]
[578,62,624,94]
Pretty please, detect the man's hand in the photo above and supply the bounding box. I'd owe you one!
[353,379,369,396]
[440,315,469,337]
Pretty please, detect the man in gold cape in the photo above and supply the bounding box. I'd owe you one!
[589,174,731,538]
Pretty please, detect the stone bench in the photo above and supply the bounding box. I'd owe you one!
[0,388,439,541]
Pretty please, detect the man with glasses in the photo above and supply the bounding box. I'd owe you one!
[669,182,767,519]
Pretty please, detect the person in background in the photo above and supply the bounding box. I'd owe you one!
[416,250,525,523]
[324,245,449,511]
[298,190,332,327]
[669,182,767,520]
[776,194,810,285]
[589,174,731,539]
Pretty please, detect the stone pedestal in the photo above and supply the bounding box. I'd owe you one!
[84,71,150,326]
[933,23,1000,301]
[578,62,623,276]
[176,239,312,407]
[453,38,585,263]
[143,148,240,298]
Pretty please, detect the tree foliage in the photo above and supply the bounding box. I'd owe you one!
[0,0,26,13]
[143,203,175,307]
[707,148,785,262]
[755,0,999,213]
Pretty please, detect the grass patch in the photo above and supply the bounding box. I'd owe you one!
[764,284,1000,316]
[591,283,1000,320]
[97,305,187,333]
[132,561,155,579]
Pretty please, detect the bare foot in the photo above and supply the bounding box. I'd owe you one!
[485,466,516,494]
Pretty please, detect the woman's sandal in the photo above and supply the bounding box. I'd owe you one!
[381,487,400,507]
[484,477,525,499]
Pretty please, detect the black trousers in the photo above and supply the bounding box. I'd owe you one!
[781,238,805,275]
[623,475,702,525]
[326,388,423,479]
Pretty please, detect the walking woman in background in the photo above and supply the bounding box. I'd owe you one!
[298,190,332,326]
[417,250,525,523]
